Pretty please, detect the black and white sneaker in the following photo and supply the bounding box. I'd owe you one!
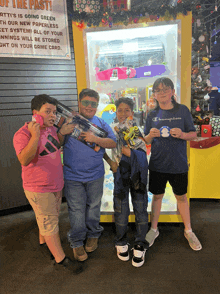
[115,244,129,261]
[132,245,146,267]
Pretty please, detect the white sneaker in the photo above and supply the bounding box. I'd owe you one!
[184,231,202,251]
[115,244,129,261]
[145,228,159,247]
[132,245,146,267]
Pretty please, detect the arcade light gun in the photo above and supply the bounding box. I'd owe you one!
[54,101,108,151]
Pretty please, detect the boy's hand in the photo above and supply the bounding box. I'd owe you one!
[170,128,182,138]
[110,161,118,173]
[28,121,40,139]
[149,128,160,138]
[122,146,131,157]
[59,122,75,136]
[81,131,97,143]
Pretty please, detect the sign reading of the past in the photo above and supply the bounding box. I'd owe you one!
[0,0,71,59]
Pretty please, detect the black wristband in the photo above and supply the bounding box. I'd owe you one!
[58,130,64,136]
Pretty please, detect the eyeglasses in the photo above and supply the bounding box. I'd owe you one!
[81,100,98,108]
[154,88,171,94]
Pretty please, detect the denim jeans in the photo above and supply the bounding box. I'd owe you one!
[64,176,104,249]
[114,183,148,248]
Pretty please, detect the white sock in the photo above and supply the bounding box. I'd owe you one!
[151,228,157,232]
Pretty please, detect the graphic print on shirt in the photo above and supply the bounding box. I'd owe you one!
[39,134,60,156]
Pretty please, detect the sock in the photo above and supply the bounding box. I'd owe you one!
[185,229,192,234]
[151,228,157,232]
[39,243,46,246]
[57,256,66,264]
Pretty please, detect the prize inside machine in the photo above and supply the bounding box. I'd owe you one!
[189,85,220,199]
[83,21,181,221]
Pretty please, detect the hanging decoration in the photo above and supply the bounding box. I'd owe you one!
[196,105,201,112]
[198,34,205,42]
[191,3,212,125]
[71,0,198,27]
[73,1,101,13]
[71,0,219,39]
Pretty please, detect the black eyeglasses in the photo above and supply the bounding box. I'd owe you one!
[81,100,98,108]
[154,88,171,94]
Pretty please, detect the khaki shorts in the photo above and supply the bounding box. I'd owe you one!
[24,190,62,236]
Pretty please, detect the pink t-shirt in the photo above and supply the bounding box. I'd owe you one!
[13,122,64,193]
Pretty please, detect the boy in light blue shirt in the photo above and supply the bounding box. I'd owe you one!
[59,89,117,262]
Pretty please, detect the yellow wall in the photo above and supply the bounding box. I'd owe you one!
[189,144,220,199]
[101,214,183,223]
[72,23,87,93]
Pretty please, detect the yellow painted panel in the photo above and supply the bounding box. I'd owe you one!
[72,23,87,93]
[100,214,183,223]
[179,12,192,109]
[189,144,220,199]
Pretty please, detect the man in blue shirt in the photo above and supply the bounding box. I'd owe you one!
[60,89,116,262]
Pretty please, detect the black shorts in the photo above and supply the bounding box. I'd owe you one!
[149,170,188,196]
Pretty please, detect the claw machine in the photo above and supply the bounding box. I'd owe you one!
[72,13,192,222]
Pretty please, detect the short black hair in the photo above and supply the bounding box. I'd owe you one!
[31,94,57,112]
[115,97,134,111]
[79,88,99,102]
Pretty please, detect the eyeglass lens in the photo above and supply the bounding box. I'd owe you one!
[154,88,171,94]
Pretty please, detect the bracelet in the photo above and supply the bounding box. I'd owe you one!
[58,130,64,136]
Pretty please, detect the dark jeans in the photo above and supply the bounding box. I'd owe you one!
[114,180,149,248]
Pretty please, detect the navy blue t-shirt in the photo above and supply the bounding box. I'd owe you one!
[144,104,196,174]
